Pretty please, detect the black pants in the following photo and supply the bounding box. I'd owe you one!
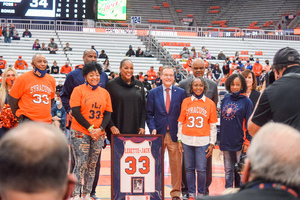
[70,146,102,195]
[182,152,212,195]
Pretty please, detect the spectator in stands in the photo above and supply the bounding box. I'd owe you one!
[0,67,18,139]
[252,58,263,85]
[103,59,110,72]
[264,59,271,72]
[22,27,32,38]
[155,71,162,86]
[147,66,157,84]
[203,58,209,69]
[138,72,143,81]
[220,73,253,189]
[125,45,135,57]
[206,50,212,59]
[41,42,47,50]
[245,60,253,70]
[2,23,13,43]
[233,66,241,74]
[222,58,230,76]
[0,122,76,200]
[143,74,152,97]
[51,60,60,74]
[212,63,222,85]
[235,51,239,61]
[51,96,66,131]
[249,54,254,61]
[158,66,163,72]
[0,55,7,69]
[175,67,182,83]
[237,58,244,69]
[136,46,144,57]
[144,47,154,57]
[60,62,72,75]
[230,60,238,75]
[14,55,28,70]
[99,50,108,59]
[32,39,41,50]
[242,69,260,107]
[180,46,190,60]
[91,46,98,57]
[190,47,198,59]
[63,43,72,52]
[218,50,226,60]
[48,38,58,54]
[56,80,64,96]
[46,64,50,74]
[8,54,56,123]
[206,70,213,80]
[11,24,20,40]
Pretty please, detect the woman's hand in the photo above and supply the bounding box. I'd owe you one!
[205,144,214,158]
[138,128,145,135]
[110,126,120,135]
[90,128,106,141]
[178,142,183,156]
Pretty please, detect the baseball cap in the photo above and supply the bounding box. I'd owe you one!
[18,55,22,58]
[273,47,300,65]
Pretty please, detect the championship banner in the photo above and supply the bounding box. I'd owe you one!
[111,134,164,200]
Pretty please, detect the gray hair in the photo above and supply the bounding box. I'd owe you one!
[247,123,300,188]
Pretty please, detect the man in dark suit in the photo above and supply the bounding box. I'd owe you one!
[198,123,300,200]
[179,58,218,198]
[147,66,186,200]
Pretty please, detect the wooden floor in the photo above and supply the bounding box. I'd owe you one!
[94,146,226,199]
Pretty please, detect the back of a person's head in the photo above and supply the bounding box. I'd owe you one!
[0,122,69,195]
[247,123,300,188]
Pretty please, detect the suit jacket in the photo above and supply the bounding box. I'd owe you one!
[146,85,186,142]
[179,77,218,105]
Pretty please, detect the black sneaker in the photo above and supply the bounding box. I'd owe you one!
[182,193,189,200]
[90,193,100,200]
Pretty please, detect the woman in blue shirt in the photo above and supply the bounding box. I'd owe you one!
[220,73,253,189]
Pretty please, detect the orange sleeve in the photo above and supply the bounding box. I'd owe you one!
[14,61,18,69]
[9,75,25,99]
[69,86,82,108]
[208,101,218,123]
[105,90,113,112]
[24,61,28,69]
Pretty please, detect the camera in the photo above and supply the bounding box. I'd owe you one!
[261,70,275,87]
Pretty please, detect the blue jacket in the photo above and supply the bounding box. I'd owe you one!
[60,67,108,112]
[220,93,253,151]
[146,85,186,142]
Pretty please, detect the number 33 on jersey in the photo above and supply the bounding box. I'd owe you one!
[120,140,155,193]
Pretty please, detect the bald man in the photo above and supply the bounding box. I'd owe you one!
[0,122,75,200]
[179,58,218,198]
[198,123,300,200]
[60,49,108,199]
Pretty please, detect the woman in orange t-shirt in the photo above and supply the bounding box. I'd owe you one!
[178,77,218,198]
[69,61,112,199]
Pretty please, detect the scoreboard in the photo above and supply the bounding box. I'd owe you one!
[0,0,95,19]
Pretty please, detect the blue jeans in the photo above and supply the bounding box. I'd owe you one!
[182,143,209,197]
[4,37,11,43]
[223,151,241,188]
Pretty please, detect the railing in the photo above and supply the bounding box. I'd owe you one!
[1,18,300,41]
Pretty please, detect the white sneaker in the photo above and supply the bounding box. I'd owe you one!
[72,195,81,200]
[83,194,93,200]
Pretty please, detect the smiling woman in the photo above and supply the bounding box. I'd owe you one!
[106,59,146,139]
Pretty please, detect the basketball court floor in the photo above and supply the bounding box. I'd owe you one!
[94,146,226,199]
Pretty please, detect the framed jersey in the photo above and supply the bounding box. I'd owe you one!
[111,134,164,200]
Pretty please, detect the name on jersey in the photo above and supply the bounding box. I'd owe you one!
[30,84,52,95]
[186,106,207,117]
[124,147,151,154]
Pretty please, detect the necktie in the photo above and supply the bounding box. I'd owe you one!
[165,88,170,113]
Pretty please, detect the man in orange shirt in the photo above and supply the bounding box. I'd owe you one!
[60,61,72,74]
[147,66,157,84]
[8,54,56,123]
[0,55,7,69]
[14,55,28,70]
[252,58,263,85]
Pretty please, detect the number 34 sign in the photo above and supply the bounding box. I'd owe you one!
[111,135,164,200]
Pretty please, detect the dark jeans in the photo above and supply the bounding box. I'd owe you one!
[182,151,212,196]
[223,151,241,188]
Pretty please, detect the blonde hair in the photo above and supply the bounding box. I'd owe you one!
[0,68,18,108]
